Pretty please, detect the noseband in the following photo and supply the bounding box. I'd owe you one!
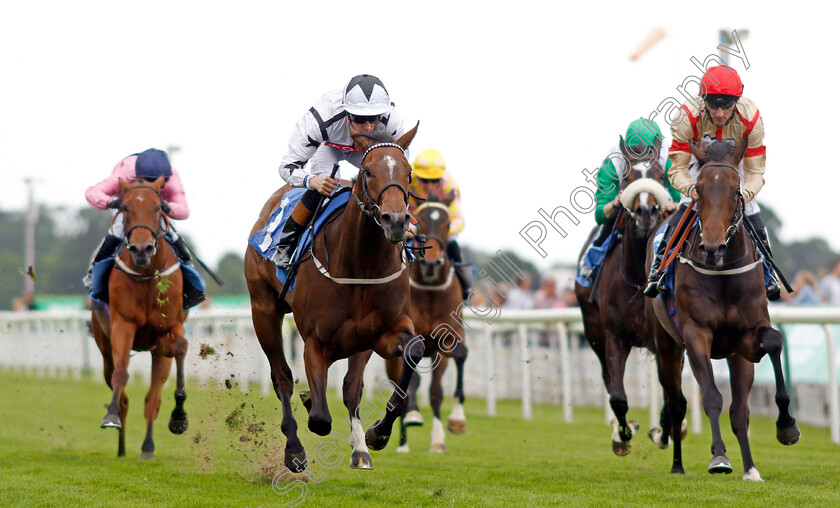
[353,142,422,225]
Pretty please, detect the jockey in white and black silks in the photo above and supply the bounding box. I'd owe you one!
[643,65,781,300]
[271,74,407,268]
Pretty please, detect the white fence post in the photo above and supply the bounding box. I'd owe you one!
[823,324,839,444]
[519,323,532,420]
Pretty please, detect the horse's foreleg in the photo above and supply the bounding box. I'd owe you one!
[605,332,636,456]
[653,331,687,474]
[101,321,135,430]
[447,341,467,435]
[252,302,306,473]
[403,363,423,427]
[93,321,127,457]
[683,325,731,474]
[758,326,800,445]
[167,327,189,435]
[343,350,374,469]
[728,354,762,481]
[303,337,332,436]
[366,329,423,451]
[429,354,448,453]
[140,352,173,460]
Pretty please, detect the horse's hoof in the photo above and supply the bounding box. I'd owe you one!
[429,443,447,453]
[708,456,733,474]
[446,419,466,435]
[307,414,331,436]
[618,420,640,442]
[365,421,391,451]
[743,467,763,482]
[647,427,669,449]
[777,421,800,445]
[285,449,308,473]
[168,413,189,435]
[100,414,122,429]
[299,391,312,413]
[670,466,685,474]
[396,444,410,453]
[350,451,374,470]
[612,440,632,456]
[138,452,155,461]
[404,410,424,427]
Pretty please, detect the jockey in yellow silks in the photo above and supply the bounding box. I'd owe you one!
[408,148,472,301]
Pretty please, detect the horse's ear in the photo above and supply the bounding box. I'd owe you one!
[152,176,166,189]
[118,177,128,192]
[395,121,420,151]
[618,135,628,159]
[652,135,662,156]
[689,140,706,163]
[732,133,749,163]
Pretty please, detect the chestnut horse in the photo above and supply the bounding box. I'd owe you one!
[244,126,422,471]
[575,136,677,455]
[386,202,468,453]
[90,176,189,459]
[646,137,799,480]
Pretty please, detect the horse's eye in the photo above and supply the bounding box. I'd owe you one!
[364,169,372,178]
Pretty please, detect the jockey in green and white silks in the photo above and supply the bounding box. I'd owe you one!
[577,118,679,286]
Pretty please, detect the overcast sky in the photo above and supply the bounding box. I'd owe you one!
[1,1,837,273]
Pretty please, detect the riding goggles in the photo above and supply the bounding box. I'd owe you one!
[704,94,739,110]
[348,113,382,124]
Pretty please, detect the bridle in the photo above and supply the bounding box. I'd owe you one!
[120,184,168,246]
[695,162,745,247]
[353,142,423,225]
[114,184,176,281]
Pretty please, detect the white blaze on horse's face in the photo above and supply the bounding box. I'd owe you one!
[430,210,441,221]
[381,154,399,182]
[631,161,652,206]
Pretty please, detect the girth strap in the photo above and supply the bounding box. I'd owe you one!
[311,250,408,285]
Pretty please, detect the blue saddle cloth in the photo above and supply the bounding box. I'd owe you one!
[247,187,352,293]
[575,227,620,288]
[88,244,206,309]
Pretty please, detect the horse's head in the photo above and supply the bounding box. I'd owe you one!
[352,123,419,243]
[691,135,748,267]
[117,177,167,269]
[617,135,672,236]
[413,202,451,283]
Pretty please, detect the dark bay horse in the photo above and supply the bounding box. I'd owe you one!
[90,176,189,459]
[646,137,799,480]
[575,136,676,455]
[386,202,468,453]
[244,125,423,471]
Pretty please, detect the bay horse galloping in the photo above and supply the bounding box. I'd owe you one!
[386,202,468,453]
[575,136,675,455]
[646,137,799,480]
[244,125,422,471]
[90,176,189,459]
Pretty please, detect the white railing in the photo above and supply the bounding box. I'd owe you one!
[1,306,839,443]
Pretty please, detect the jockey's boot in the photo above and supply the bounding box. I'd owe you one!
[643,224,672,298]
[748,214,781,301]
[455,264,474,301]
[447,239,473,301]
[83,234,122,290]
[271,198,316,269]
[643,204,688,298]
[172,236,192,264]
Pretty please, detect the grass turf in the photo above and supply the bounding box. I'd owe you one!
[1,368,839,507]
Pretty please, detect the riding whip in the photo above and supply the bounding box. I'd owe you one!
[279,163,340,301]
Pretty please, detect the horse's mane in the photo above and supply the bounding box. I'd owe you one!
[701,137,735,162]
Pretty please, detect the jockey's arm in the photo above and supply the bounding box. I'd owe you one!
[594,158,620,225]
[85,157,131,210]
[277,110,323,188]
[667,113,696,198]
[741,115,766,202]
[446,175,465,236]
[161,170,190,220]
